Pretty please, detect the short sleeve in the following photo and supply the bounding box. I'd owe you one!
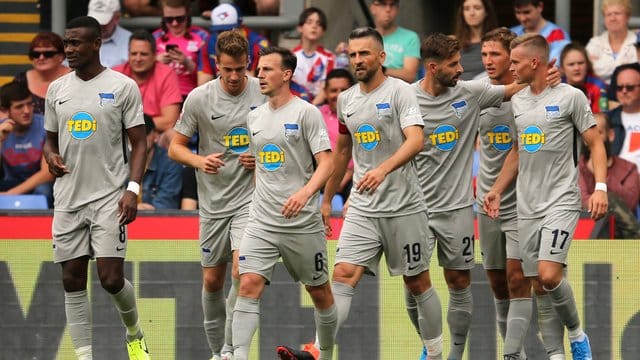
[304,106,332,154]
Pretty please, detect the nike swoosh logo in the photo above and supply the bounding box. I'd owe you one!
[116,246,125,251]
[252,130,263,136]
[58,99,71,105]
[550,250,562,255]
[211,114,224,120]
[346,112,355,118]
[464,258,474,263]
[312,274,323,281]
[454,341,465,346]
[514,113,524,118]
[408,264,419,271]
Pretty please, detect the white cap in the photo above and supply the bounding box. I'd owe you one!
[87,0,120,26]
[210,3,242,32]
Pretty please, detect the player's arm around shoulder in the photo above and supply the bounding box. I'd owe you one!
[581,125,608,220]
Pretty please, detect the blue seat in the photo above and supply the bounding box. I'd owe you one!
[0,194,48,209]
[318,194,344,212]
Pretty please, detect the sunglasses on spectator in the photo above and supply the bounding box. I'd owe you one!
[29,50,60,59]
[163,15,187,24]
[616,84,640,92]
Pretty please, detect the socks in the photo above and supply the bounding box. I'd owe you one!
[447,286,473,359]
[503,298,532,356]
[202,288,226,355]
[404,286,421,335]
[65,290,92,356]
[331,282,356,330]
[109,279,141,341]
[494,298,509,341]
[222,278,240,354]
[545,279,581,332]
[314,304,337,360]
[536,293,565,357]
[414,287,443,359]
[232,296,260,360]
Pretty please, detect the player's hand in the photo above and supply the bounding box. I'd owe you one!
[546,58,561,87]
[118,191,138,225]
[199,153,225,174]
[282,189,311,219]
[45,152,70,177]
[0,119,15,141]
[588,190,608,221]
[356,167,386,194]
[238,152,256,170]
[483,190,502,219]
[320,199,333,237]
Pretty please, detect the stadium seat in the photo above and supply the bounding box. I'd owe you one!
[318,194,344,212]
[0,194,48,210]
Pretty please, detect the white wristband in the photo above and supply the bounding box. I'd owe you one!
[126,181,140,196]
[594,182,607,193]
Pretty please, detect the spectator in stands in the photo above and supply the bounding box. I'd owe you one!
[292,7,335,105]
[153,0,208,99]
[123,0,162,16]
[319,68,354,203]
[369,0,420,82]
[198,0,258,18]
[510,0,571,64]
[138,117,182,210]
[579,112,640,238]
[198,3,269,85]
[454,0,498,80]
[14,32,70,117]
[87,0,132,68]
[560,42,609,113]
[198,1,280,21]
[608,62,640,169]
[114,29,182,133]
[0,81,54,207]
[586,0,637,85]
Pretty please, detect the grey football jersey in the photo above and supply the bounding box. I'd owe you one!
[44,69,144,210]
[476,79,517,215]
[413,79,504,212]
[511,84,595,218]
[247,96,331,233]
[175,77,266,218]
[337,77,425,217]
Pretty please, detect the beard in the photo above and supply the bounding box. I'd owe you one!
[355,66,378,83]
[436,71,458,87]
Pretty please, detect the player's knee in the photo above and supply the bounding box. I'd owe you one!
[444,269,471,289]
[537,270,562,290]
[99,275,124,294]
[238,273,265,298]
[331,263,359,284]
[305,282,332,306]
[202,268,226,291]
[403,271,432,294]
[62,273,87,292]
[507,272,530,298]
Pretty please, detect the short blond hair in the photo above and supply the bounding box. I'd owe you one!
[510,33,549,63]
[602,0,632,16]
